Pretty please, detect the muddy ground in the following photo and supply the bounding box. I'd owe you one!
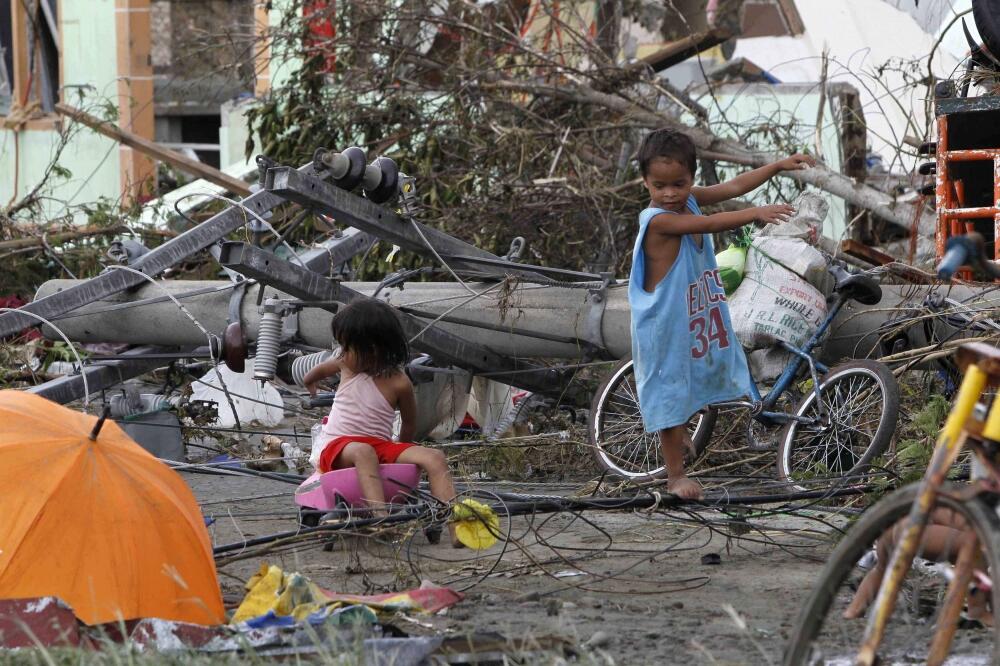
[189,467,843,665]
[175,391,992,666]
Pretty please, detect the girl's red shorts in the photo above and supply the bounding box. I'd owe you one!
[318,435,415,473]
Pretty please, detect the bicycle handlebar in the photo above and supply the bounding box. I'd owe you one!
[937,244,969,280]
[936,233,1000,281]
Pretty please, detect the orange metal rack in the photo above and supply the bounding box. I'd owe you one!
[935,115,1000,261]
[932,86,1000,268]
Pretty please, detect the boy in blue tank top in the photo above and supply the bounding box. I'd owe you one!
[630,129,815,500]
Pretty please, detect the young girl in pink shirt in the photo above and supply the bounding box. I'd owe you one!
[303,299,461,545]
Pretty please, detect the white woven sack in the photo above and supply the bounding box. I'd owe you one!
[751,236,828,291]
[729,245,828,351]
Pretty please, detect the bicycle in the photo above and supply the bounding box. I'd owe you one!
[785,232,1000,665]
[588,261,900,488]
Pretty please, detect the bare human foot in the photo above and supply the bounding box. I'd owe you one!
[668,476,703,501]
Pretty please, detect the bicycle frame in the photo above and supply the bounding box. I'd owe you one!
[856,347,1000,665]
[715,292,844,425]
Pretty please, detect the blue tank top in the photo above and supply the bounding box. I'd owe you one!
[629,195,752,432]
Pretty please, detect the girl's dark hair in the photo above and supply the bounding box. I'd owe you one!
[331,299,409,377]
[637,129,697,178]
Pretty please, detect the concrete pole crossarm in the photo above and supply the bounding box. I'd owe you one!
[0,163,320,340]
[265,166,491,260]
[300,228,374,274]
[218,243,573,398]
[265,167,599,283]
[27,346,167,405]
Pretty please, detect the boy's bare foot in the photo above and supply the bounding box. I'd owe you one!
[668,476,703,501]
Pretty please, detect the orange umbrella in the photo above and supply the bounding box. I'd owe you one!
[0,391,224,626]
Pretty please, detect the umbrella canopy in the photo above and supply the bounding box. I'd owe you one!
[0,391,224,625]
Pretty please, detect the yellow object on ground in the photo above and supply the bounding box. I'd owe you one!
[232,565,334,623]
[450,498,500,550]
[232,564,461,624]
[0,391,224,626]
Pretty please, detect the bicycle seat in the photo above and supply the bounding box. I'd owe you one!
[833,272,882,305]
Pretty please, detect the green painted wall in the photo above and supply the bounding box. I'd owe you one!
[0,0,120,221]
[690,84,850,242]
[267,0,300,92]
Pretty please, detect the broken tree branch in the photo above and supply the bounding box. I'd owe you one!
[54,103,252,196]
[481,78,933,233]
[0,224,173,251]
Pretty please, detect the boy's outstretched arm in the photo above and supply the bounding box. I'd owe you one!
[649,204,794,236]
[692,153,815,206]
[302,357,343,396]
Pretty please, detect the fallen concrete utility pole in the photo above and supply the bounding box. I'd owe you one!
[216,242,573,398]
[36,276,999,376]
[0,155,598,342]
[55,103,252,196]
[36,275,630,361]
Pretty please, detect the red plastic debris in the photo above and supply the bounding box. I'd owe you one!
[0,295,40,341]
[129,618,232,652]
[0,597,86,648]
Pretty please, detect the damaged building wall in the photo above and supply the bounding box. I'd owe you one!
[0,1,126,217]
[151,0,256,169]
[1,0,262,217]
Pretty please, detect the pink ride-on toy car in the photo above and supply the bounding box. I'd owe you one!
[294,463,443,544]
[295,463,421,514]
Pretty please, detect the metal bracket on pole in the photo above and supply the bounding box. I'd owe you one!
[226,280,247,326]
[299,227,374,277]
[217,242,579,400]
[580,272,616,361]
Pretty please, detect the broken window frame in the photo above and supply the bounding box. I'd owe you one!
[0,0,60,120]
[0,2,11,115]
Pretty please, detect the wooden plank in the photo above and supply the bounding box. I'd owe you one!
[628,26,735,74]
[54,102,252,196]
[840,239,932,284]
[10,1,29,106]
[840,239,895,265]
[775,0,805,35]
[0,224,173,251]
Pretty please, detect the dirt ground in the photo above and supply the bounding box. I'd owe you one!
[176,395,996,666]
[190,468,843,665]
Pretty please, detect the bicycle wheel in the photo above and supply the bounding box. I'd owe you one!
[777,360,899,490]
[784,483,1000,665]
[588,357,716,481]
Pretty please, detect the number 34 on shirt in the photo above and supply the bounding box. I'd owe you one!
[686,270,731,359]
